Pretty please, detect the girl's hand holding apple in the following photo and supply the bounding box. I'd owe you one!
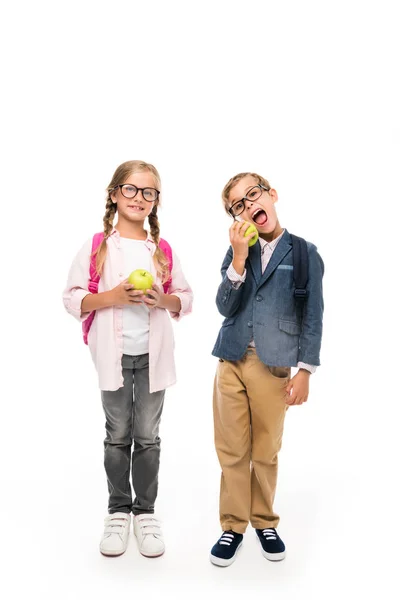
[111,280,145,305]
[142,284,164,309]
[110,271,163,308]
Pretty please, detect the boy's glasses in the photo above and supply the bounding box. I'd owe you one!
[114,184,160,202]
[228,184,270,217]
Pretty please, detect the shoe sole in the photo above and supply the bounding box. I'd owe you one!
[100,549,126,557]
[261,548,286,561]
[139,550,165,558]
[210,541,243,567]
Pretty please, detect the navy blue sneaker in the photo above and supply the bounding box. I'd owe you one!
[210,531,243,567]
[255,528,286,561]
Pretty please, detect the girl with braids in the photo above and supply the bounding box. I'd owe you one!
[63,160,193,559]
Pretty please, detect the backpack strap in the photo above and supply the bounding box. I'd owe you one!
[159,238,173,293]
[82,232,104,345]
[88,232,104,292]
[291,234,309,305]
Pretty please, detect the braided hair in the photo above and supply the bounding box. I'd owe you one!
[93,195,117,275]
[148,204,170,283]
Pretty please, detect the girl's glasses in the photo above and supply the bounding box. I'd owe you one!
[228,184,270,217]
[115,184,160,202]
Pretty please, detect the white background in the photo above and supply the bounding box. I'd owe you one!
[1,1,399,598]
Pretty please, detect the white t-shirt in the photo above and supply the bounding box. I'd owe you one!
[120,238,152,356]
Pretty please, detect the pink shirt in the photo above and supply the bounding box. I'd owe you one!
[63,229,193,393]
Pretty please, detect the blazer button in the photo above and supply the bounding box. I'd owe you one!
[256,295,263,301]
[247,321,253,327]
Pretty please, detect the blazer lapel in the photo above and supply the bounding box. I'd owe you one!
[248,241,262,284]
[257,230,292,289]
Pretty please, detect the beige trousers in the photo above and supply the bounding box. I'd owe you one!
[213,349,290,534]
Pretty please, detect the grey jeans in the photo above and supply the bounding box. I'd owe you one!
[101,353,165,515]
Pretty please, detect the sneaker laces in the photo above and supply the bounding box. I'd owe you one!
[104,514,129,536]
[218,532,235,546]
[262,528,277,540]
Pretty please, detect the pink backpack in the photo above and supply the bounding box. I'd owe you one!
[82,233,173,344]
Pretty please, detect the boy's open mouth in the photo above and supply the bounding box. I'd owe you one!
[252,208,268,225]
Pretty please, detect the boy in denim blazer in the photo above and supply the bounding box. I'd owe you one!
[210,172,324,567]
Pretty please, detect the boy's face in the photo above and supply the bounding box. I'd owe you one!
[228,175,280,236]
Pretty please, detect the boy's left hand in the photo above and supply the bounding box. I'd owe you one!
[142,284,165,309]
[285,369,310,405]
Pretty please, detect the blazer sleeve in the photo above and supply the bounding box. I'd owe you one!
[216,246,246,318]
[167,249,193,321]
[62,238,93,322]
[298,243,324,365]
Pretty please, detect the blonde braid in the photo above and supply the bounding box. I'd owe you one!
[148,206,169,283]
[94,195,116,276]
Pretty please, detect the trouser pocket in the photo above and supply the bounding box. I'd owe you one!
[267,365,291,379]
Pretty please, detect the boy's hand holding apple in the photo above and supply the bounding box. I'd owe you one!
[229,221,258,275]
[230,221,258,257]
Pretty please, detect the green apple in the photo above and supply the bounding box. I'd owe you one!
[244,223,259,247]
[128,269,154,291]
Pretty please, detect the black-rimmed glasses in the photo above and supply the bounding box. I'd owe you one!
[228,184,270,217]
[114,184,160,202]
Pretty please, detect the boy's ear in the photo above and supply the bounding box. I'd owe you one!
[269,188,278,203]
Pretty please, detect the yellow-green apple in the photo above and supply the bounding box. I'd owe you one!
[128,269,154,290]
[244,223,259,247]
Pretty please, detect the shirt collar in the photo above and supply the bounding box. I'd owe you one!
[110,227,156,246]
[259,228,285,252]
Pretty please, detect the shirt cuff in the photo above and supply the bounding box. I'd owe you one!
[66,288,92,322]
[297,362,317,374]
[168,292,193,322]
[226,263,247,289]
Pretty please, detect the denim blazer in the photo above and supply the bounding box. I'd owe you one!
[212,229,324,367]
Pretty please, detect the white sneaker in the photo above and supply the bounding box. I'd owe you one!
[133,514,165,557]
[99,512,131,556]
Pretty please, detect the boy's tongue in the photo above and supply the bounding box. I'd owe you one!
[253,210,268,225]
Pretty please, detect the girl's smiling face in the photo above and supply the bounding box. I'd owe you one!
[111,170,159,224]
[228,175,282,240]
